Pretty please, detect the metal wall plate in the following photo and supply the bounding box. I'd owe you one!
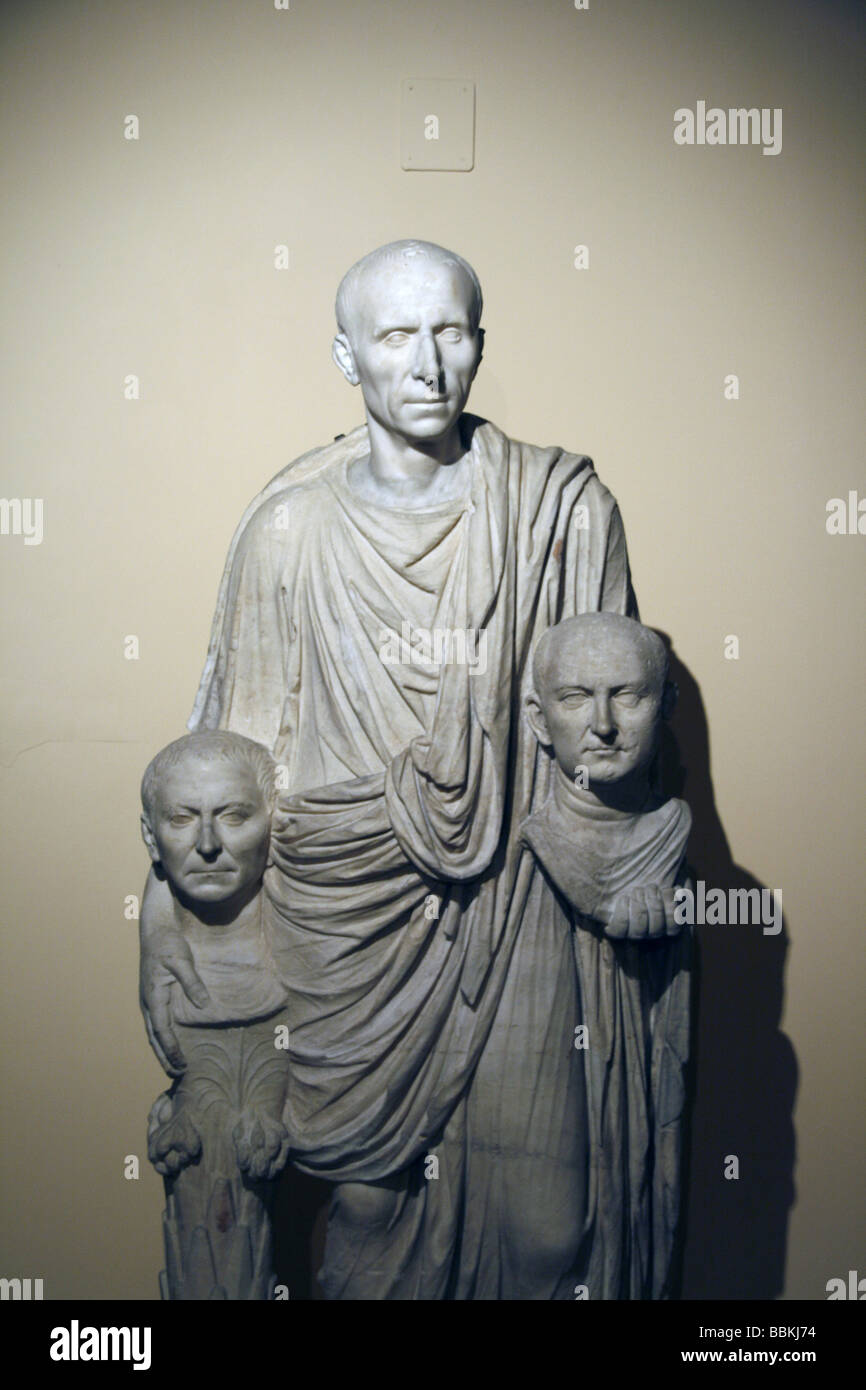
[400,79,475,171]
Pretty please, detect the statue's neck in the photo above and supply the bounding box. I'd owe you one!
[170,882,263,944]
[354,413,472,507]
[551,761,655,820]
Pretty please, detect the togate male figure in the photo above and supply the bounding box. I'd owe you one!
[139,239,691,1299]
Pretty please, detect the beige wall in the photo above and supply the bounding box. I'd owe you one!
[1,0,863,1299]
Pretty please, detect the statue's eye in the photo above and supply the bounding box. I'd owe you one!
[613,691,641,709]
[439,328,462,342]
[560,690,590,707]
[170,814,194,827]
[220,810,249,826]
[383,331,409,346]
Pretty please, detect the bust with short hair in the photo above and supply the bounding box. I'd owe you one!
[523,612,690,931]
[140,731,291,1301]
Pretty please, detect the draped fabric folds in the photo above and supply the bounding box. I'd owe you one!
[188,415,688,1297]
[522,789,693,1298]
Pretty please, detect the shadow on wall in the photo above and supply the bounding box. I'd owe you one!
[660,641,797,1300]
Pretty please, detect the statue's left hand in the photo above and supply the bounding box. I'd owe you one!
[602,884,681,940]
[140,932,210,1077]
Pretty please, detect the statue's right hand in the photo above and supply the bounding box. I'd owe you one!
[139,928,210,1077]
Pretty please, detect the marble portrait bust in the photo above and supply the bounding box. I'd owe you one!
[140,731,291,1300]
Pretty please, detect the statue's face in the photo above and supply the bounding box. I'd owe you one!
[536,630,663,786]
[343,259,482,444]
[149,755,270,905]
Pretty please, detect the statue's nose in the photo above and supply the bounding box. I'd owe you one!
[196,818,220,857]
[591,696,615,738]
[413,333,440,384]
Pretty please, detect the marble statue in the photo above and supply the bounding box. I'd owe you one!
[138,239,693,1299]
[140,732,291,1300]
[522,613,693,1298]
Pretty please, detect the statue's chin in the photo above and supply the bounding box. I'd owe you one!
[400,416,458,443]
[176,873,243,905]
[587,766,628,783]
[582,750,646,781]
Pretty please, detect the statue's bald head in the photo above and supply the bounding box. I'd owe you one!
[335,240,483,346]
[532,614,668,702]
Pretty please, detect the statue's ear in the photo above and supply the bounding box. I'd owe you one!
[524,691,553,748]
[661,679,678,721]
[332,333,360,386]
[140,814,161,866]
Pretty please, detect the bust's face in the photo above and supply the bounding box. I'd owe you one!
[343,259,482,445]
[537,631,663,787]
[149,755,270,905]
